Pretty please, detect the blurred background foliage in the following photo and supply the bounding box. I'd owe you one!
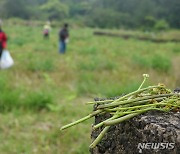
[0,0,179,29]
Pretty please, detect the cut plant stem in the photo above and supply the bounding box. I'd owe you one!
[90,108,150,148]
[90,81,152,148]
[86,99,113,104]
[98,93,173,109]
[104,112,142,126]
[122,97,164,107]
[93,114,121,130]
[138,74,149,90]
[106,99,168,112]
[60,110,102,130]
[89,126,110,148]
[91,108,124,147]
[110,108,167,116]
[104,98,165,112]
[104,108,166,126]
[60,78,179,149]
[110,85,162,102]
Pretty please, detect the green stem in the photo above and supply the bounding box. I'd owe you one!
[91,106,168,148]
[98,93,173,109]
[89,126,110,149]
[86,99,113,104]
[111,108,166,116]
[105,107,166,126]
[107,99,167,111]
[60,110,102,130]
[138,75,148,90]
[91,108,123,147]
[113,85,161,101]
[104,112,142,126]
[93,114,121,130]
[122,97,163,107]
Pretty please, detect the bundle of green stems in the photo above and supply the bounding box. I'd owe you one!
[60,74,180,148]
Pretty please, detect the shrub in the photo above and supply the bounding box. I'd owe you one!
[0,75,54,112]
[24,91,53,111]
[142,16,156,31]
[151,54,171,72]
[0,88,21,112]
[173,47,180,53]
[78,56,116,71]
[154,19,169,31]
[0,76,21,112]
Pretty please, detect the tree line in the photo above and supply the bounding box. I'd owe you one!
[0,0,179,29]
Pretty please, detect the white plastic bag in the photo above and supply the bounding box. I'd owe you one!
[65,38,69,43]
[0,50,14,69]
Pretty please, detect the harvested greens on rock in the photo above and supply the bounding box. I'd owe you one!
[60,74,180,148]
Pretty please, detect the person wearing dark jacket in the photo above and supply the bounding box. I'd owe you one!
[0,25,7,59]
[59,23,69,54]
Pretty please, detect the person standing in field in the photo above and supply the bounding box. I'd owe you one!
[43,21,51,39]
[59,23,69,54]
[0,20,7,59]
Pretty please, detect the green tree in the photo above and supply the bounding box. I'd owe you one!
[142,16,157,31]
[154,19,169,31]
[40,0,69,20]
[0,0,31,19]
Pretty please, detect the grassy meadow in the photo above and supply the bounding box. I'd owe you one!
[0,24,180,154]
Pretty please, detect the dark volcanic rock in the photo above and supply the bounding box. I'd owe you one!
[90,104,180,154]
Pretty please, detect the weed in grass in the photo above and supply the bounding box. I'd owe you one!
[9,37,27,47]
[0,73,54,111]
[0,87,53,112]
[173,47,180,53]
[0,75,21,112]
[24,91,54,111]
[132,54,151,68]
[103,81,141,97]
[0,74,6,90]
[0,87,21,112]
[72,142,89,154]
[77,57,98,71]
[81,46,97,55]
[27,58,55,72]
[32,43,53,52]
[77,72,141,97]
[132,53,172,72]
[99,59,117,71]
[78,56,116,71]
[78,61,97,71]
[151,54,171,72]
[77,73,96,95]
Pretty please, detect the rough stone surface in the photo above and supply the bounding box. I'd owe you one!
[90,98,180,154]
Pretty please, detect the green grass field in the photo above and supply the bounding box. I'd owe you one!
[0,24,180,154]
